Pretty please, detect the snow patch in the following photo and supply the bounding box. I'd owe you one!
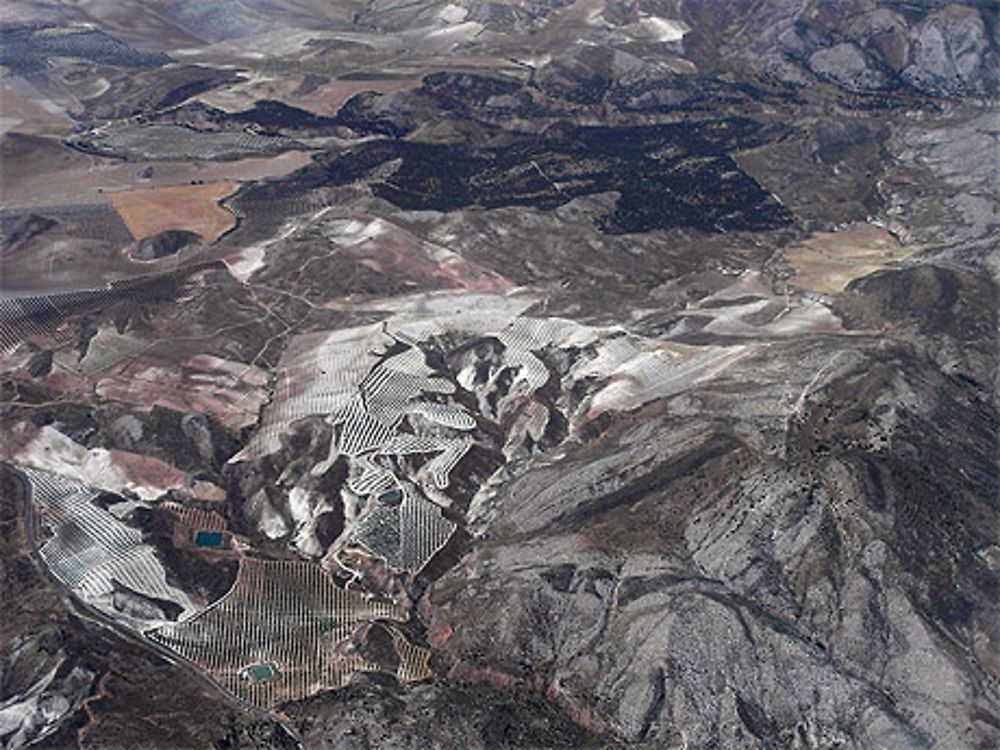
[640,16,690,42]
[438,3,468,23]
[11,425,185,501]
[423,20,483,42]
[224,244,266,283]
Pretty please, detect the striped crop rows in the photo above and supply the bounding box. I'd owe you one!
[161,502,227,547]
[232,291,746,579]
[24,468,197,626]
[0,280,167,354]
[99,125,295,160]
[391,628,433,684]
[0,289,114,353]
[351,489,455,573]
[148,558,405,707]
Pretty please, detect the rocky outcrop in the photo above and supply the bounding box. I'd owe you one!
[807,41,894,92]
[680,1,997,98]
[422,334,1000,748]
[0,630,96,749]
[132,230,202,261]
[901,5,996,97]
[286,673,617,749]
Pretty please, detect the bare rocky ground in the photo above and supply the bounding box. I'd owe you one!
[1,1,998,749]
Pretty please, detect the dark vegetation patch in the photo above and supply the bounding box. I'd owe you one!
[610,72,796,114]
[333,90,416,138]
[0,203,132,249]
[350,121,792,234]
[0,26,169,75]
[229,99,339,132]
[421,72,523,108]
[237,118,791,234]
[156,544,240,605]
[287,671,617,748]
[156,78,226,110]
[27,349,53,378]
[333,72,542,137]
[0,214,58,255]
[132,229,202,261]
[111,583,185,620]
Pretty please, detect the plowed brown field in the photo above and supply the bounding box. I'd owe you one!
[783,222,920,294]
[110,182,239,242]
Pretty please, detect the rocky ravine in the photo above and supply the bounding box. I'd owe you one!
[292,265,998,749]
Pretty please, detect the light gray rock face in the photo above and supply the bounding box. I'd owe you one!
[901,6,995,96]
[809,42,893,92]
[0,630,96,750]
[849,8,911,70]
[682,1,998,98]
[885,110,999,257]
[424,333,1000,749]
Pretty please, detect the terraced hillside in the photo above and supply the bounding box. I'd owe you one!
[148,558,406,707]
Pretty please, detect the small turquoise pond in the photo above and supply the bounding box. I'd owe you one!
[377,489,403,505]
[242,663,278,682]
[195,530,224,547]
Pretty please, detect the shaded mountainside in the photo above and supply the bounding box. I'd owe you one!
[0,467,299,750]
[424,333,1000,749]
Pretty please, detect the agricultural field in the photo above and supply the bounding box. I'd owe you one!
[78,124,300,161]
[227,287,776,579]
[0,145,314,210]
[0,25,168,75]
[782,222,921,295]
[11,461,432,712]
[148,558,406,707]
[22,467,200,626]
[110,182,239,243]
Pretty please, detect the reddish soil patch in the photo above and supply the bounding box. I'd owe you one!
[95,354,269,431]
[110,449,188,491]
[332,218,513,294]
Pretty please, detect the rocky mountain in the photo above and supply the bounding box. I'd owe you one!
[0,0,997,748]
